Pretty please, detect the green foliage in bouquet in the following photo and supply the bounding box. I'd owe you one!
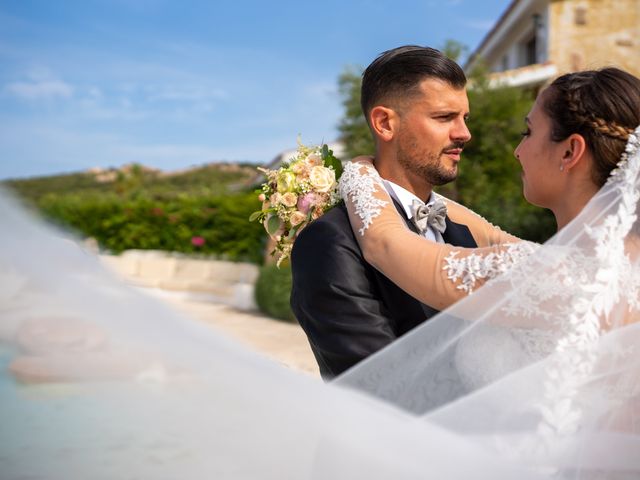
[254,263,295,322]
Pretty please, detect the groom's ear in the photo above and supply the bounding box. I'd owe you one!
[369,106,398,142]
[561,133,587,171]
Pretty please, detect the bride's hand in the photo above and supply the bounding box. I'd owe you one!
[350,155,375,166]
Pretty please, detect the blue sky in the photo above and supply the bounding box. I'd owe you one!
[0,0,512,179]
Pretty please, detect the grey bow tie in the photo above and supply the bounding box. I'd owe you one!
[410,198,447,235]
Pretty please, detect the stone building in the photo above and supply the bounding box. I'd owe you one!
[466,0,640,89]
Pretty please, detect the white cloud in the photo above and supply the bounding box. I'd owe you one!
[144,84,229,102]
[5,79,74,100]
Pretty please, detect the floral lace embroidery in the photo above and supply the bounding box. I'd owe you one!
[338,162,389,236]
[442,242,539,293]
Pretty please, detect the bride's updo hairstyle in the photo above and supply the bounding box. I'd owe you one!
[543,67,640,187]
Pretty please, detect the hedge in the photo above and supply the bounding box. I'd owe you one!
[254,264,295,322]
[36,191,266,264]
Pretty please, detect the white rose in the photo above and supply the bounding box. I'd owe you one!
[309,166,336,193]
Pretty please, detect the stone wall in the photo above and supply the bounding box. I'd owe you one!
[100,250,259,310]
[549,0,640,76]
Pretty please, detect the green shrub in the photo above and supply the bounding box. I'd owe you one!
[254,264,295,322]
[35,190,266,263]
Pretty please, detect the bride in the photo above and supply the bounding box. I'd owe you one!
[1,67,639,479]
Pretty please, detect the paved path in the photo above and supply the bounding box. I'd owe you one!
[157,294,321,378]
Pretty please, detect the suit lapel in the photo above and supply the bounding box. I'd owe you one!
[392,197,422,235]
[442,217,477,248]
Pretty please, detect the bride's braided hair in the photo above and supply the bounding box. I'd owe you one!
[543,68,640,186]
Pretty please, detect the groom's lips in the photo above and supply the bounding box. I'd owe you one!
[442,148,463,161]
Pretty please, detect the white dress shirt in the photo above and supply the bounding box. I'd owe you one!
[383,180,445,243]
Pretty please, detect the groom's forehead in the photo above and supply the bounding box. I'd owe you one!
[412,79,469,109]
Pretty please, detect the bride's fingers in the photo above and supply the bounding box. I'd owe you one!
[350,155,375,165]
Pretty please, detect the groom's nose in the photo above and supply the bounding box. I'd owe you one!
[451,118,471,143]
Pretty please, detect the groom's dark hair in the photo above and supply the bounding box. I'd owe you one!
[361,45,467,123]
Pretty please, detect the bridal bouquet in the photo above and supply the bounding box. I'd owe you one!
[250,139,343,265]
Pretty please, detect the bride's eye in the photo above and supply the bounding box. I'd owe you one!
[520,129,531,137]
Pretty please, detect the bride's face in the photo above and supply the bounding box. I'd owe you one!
[514,91,567,208]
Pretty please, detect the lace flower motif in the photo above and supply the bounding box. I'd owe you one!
[338,162,389,236]
[443,242,539,293]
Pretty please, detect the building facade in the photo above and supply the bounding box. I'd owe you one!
[466,0,640,89]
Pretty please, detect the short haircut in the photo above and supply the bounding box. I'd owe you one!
[361,45,467,121]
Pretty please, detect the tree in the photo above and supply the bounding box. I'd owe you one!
[337,66,375,159]
[335,45,556,242]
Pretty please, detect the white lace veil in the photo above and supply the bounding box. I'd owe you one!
[1,129,639,478]
[336,126,640,476]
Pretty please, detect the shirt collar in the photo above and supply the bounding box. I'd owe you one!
[382,180,435,220]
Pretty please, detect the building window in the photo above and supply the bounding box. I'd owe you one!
[525,35,537,65]
[575,7,587,25]
[501,55,509,71]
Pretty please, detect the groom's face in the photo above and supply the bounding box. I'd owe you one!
[395,78,471,187]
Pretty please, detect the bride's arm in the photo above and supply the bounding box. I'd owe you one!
[339,160,536,310]
[349,156,520,247]
[440,196,521,246]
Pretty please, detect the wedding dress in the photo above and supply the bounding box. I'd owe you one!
[1,128,639,479]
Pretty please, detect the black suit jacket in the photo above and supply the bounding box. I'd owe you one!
[290,200,477,380]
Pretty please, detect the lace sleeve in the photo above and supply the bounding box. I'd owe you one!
[339,160,538,309]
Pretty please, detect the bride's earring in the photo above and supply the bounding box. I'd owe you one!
[560,164,564,171]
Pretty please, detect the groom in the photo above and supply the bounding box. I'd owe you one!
[290,45,477,380]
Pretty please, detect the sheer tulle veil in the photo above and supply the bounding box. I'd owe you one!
[1,128,639,478]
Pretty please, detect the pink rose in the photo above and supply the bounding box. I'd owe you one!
[280,192,298,208]
[305,153,323,166]
[297,192,320,214]
[289,211,307,226]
